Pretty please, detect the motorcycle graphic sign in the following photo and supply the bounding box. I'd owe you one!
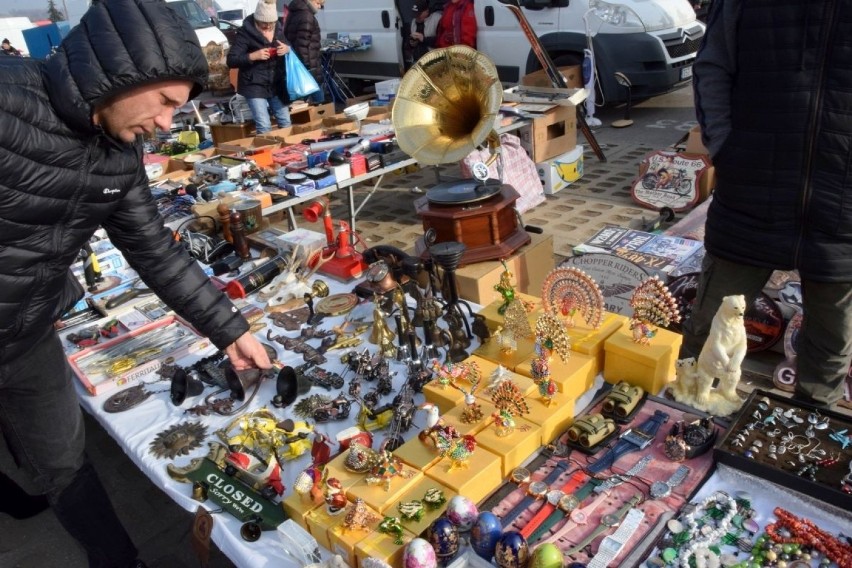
[631,151,710,212]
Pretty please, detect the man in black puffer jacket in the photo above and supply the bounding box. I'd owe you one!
[285,0,324,103]
[681,0,852,408]
[0,0,271,564]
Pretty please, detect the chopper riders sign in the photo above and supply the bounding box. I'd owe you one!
[632,150,711,212]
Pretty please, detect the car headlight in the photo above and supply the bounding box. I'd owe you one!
[588,0,646,33]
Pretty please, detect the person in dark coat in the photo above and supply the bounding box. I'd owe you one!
[227,0,292,133]
[1,38,22,56]
[681,0,852,408]
[285,0,324,103]
[0,0,271,564]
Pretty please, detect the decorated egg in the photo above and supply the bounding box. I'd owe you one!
[471,511,502,560]
[529,543,563,568]
[445,495,479,531]
[494,530,530,568]
[402,537,437,568]
[427,517,460,564]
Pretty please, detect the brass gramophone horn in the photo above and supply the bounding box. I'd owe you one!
[392,46,504,166]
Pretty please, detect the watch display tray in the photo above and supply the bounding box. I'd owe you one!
[486,396,721,566]
[714,389,852,511]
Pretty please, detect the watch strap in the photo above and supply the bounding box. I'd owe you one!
[587,508,646,568]
[519,471,586,539]
[587,411,668,474]
[564,494,642,557]
[668,464,690,488]
[546,490,610,544]
[542,459,570,485]
[527,478,602,543]
[501,493,538,528]
[594,455,652,494]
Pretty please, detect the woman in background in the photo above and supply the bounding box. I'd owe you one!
[227,0,292,133]
[285,0,325,103]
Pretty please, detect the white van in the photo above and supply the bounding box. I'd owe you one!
[0,17,36,57]
[166,0,230,49]
[215,0,256,25]
[317,0,704,104]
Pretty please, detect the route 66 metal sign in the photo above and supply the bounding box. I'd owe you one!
[631,151,710,212]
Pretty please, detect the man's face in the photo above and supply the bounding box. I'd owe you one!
[92,80,193,144]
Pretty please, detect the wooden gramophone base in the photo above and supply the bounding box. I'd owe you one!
[414,185,531,265]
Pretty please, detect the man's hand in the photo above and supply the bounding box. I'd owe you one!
[224,331,272,370]
[411,31,424,42]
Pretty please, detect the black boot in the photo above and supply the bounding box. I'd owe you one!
[51,460,138,568]
[0,469,50,520]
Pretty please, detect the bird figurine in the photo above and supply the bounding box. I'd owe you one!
[490,380,530,437]
[436,432,477,472]
[628,276,681,345]
[447,361,483,423]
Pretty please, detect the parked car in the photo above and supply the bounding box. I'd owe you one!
[218,19,240,45]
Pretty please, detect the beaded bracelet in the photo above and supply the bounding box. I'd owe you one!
[677,491,738,568]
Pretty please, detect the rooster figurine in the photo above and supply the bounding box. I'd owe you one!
[436,432,477,472]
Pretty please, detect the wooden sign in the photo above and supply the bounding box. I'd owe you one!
[631,151,710,212]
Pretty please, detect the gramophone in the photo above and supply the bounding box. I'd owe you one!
[392,46,531,265]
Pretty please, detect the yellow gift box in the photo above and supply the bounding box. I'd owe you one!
[515,350,598,400]
[424,445,502,504]
[474,415,542,476]
[523,390,576,444]
[568,312,629,369]
[477,292,544,332]
[603,324,683,395]
[355,527,417,567]
[390,477,457,537]
[345,468,423,514]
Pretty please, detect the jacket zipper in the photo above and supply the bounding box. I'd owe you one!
[794,0,837,269]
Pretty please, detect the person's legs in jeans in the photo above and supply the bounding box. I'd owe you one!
[795,279,852,405]
[0,330,138,567]
[268,95,291,128]
[246,97,272,133]
[679,253,772,359]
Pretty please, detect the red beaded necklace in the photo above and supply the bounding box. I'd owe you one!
[764,507,852,568]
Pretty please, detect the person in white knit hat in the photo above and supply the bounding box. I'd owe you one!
[226,0,293,133]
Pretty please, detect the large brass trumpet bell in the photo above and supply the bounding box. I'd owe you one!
[392,46,503,165]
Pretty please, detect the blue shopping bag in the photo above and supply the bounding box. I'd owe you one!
[285,51,320,100]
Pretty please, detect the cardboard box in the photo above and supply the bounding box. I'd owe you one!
[290,102,336,124]
[375,78,401,100]
[517,105,577,163]
[217,136,281,153]
[537,144,584,195]
[521,65,583,89]
[455,232,554,304]
[210,122,255,145]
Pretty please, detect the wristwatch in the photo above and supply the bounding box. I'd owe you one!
[500,460,571,528]
[563,493,643,557]
[593,454,652,494]
[586,508,646,568]
[545,488,611,544]
[587,410,669,474]
[649,464,690,499]
[519,470,587,540]
[526,477,601,543]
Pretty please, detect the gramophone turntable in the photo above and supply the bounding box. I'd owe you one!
[393,46,531,265]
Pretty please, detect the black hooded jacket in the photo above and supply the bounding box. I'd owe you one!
[0,0,249,362]
[226,16,290,101]
[284,0,322,84]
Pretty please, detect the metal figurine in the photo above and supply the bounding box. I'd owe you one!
[436,432,477,472]
[540,266,605,328]
[494,260,517,315]
[490,380,530,437]
[628,275,681,345]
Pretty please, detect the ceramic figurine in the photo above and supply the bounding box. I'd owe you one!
[628,275,681,345]
[323,477,347,515]
[669,295,746,416]
[417,403,458,448]
[341,497,380,533]
[541,267,604,328]
[534,310,572,362]
[435,432,477,471]
[446,360,484,423]
[530,340,557,407]
[490,380,530,437]
[494,260,517,315]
